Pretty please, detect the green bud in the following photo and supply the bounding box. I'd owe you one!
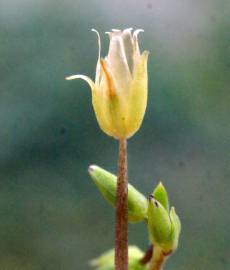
[147,195,172,252]
[153,182,169,211]
[90,246,147,270]
[89,165,148,223]
[147,195,181,253]
[148,181,182,253]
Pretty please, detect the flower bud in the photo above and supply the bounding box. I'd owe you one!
[66,28,149,139]
[88,165,148,223]
[147,194,181,253]
[90,246,147,270]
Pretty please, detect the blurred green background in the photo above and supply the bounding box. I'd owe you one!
[0,0,229,269]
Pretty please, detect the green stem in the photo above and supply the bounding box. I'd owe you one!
[149,247,167,270]
[115,139,128,270]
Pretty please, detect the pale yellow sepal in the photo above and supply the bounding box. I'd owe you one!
[125,50,149,138]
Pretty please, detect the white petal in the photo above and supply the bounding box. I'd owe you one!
[133,29,144,56]
[112,29,121,32]
[133,29,144,36]
[122,28,134,74]
[106,34,131,91]
[123,27,133,32]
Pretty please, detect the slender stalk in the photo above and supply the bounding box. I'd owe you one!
[149,247,168,270]
[140,245,153,265]
[115,139,128,270]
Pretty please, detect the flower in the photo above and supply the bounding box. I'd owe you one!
[66,28,149,139]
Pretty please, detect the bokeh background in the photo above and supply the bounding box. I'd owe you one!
[0,0,229,269]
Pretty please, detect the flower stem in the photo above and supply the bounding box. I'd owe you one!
[140,245,153,265]
[115,139,128,270]
[149,247,168,270]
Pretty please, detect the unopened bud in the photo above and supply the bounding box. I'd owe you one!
[88,165,148,223]
[147,193,181,253]
[90,246,147,270]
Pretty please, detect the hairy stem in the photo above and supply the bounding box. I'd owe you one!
[115,139,128,270]
[149,247,167,270]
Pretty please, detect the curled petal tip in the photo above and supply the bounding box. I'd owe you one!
[65,75,77,80]
[123,27,133,31]
[134,29,144,34]
[91,28,101,42]
[91,28,102,86]
[123,28,133,32]
[112,29,121,32]
[91,28,99,34]
[133,29,144,37]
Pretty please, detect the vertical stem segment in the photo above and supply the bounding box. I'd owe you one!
[115,139,128,270]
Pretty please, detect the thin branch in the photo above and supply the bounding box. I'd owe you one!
[140,245,153,265]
